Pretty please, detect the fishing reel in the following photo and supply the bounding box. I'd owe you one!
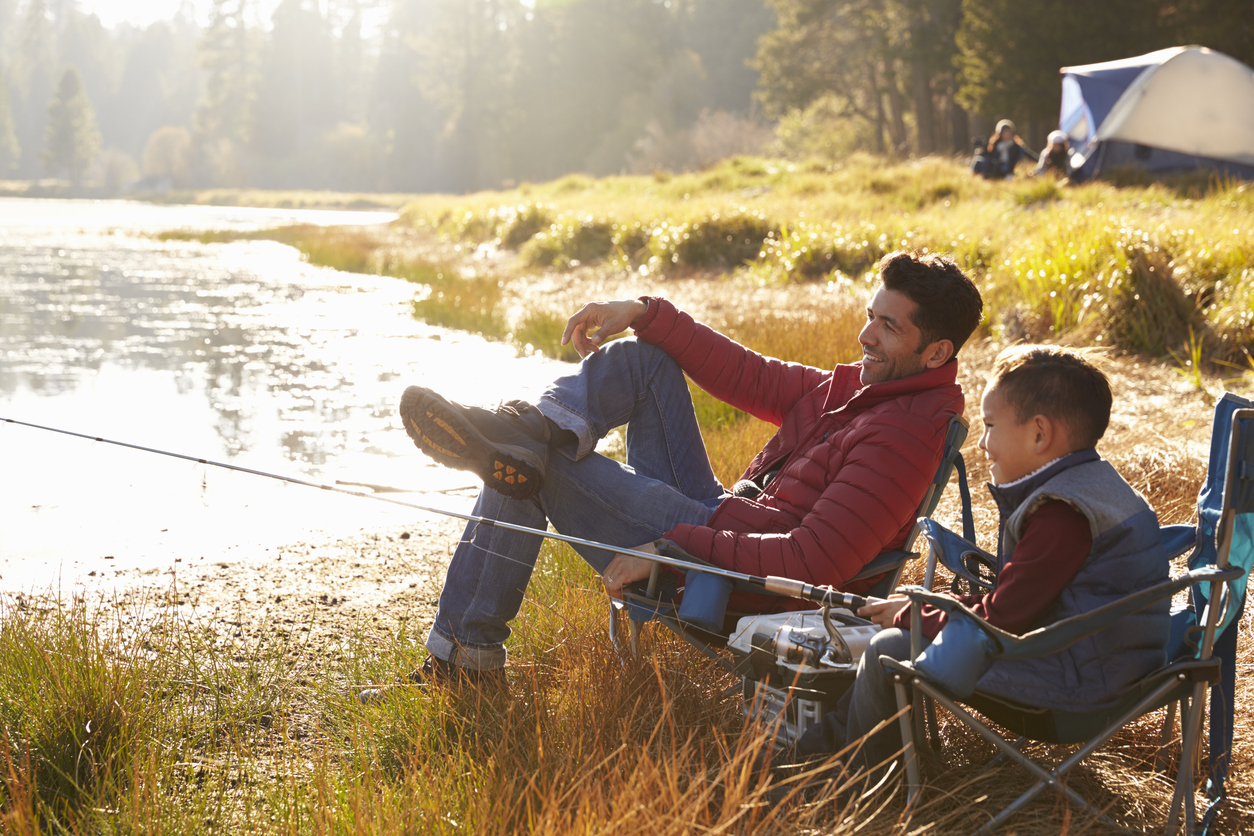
[749,603,856,675]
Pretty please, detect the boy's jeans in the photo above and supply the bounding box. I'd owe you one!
[426,338,730,670]
[795,627,933,773]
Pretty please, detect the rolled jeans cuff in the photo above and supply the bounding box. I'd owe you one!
[536,397,597,460]
[426,625,507,671]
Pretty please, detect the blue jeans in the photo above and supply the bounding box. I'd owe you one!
[795,627,931,774]
[426,338,730,669]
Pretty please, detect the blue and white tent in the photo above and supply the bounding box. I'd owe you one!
[1059,46,1254,180]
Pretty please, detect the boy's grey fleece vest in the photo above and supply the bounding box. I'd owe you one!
[974,449,1170,712]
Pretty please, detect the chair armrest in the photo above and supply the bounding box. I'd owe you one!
[896,585,1017,651]
[1000,567,1242,659]
[898,566,1243,661]
[654,539,713,567]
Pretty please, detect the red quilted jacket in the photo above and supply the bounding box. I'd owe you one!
[634,297,964,599]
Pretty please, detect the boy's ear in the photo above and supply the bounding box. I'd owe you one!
[1031,414,1054,453]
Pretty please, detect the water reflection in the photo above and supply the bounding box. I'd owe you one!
[0,198,559,587]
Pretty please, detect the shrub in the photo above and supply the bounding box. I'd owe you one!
[645,209,775,271]
[521,215,614,269]
[498,202,554,249]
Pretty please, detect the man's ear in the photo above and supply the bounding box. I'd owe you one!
[921,338,955,369]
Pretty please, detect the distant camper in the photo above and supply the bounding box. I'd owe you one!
[973,120,1038,180]
[1035,131,1076,180]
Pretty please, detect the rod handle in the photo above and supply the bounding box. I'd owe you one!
[763,576,868,611]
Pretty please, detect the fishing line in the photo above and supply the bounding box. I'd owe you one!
[0,415,866,609]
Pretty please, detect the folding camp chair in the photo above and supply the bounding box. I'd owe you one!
[884,392,1253,834]
[607,415,972,714]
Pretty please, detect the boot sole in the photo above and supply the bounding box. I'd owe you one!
[399,386,544,500]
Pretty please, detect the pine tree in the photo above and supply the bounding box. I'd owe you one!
[194,0,257,184]
[0,68,20,172]
[43,65,100,186]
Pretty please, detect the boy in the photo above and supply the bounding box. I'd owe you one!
[792,346,1170,773]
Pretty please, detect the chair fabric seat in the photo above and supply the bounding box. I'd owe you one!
[964,658,1218,745]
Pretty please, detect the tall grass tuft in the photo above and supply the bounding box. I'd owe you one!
[0,599,170,827]
[412,274,507,338]
[512,308,581,362]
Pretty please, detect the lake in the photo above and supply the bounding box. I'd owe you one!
[0,198,560,591]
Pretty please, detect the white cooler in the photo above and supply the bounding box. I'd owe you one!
[727,610,881,746]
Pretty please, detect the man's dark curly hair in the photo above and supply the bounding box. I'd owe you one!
[877,251,984,355]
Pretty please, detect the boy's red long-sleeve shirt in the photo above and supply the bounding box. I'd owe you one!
[896,499,1092,637]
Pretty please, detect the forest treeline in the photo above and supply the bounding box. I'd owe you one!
[0,0,1249,195]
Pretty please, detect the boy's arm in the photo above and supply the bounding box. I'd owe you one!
[896,500,1091,638]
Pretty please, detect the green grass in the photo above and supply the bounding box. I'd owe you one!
[8,518,1221,834]
[395,154,1254,368]
[160,224,511,340]
[161,154,1254,371]
[145,188,417,211]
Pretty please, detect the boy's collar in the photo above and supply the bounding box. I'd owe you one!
[987,448,1101,514]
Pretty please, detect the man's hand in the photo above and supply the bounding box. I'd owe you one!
[601,541,658,600]
[561,299,648,359]
[857,594,910,629]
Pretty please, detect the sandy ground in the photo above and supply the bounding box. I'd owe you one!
[30,514,463,681]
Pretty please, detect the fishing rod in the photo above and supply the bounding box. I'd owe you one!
[0,415,867,611]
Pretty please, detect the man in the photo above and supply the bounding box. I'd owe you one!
[375,250,983,689]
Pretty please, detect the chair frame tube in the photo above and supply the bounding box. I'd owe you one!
[908,673,1185,833]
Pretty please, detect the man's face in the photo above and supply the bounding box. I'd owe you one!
[858,286,929,385]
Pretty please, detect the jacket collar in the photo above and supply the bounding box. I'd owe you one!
[827,358,959,412]
[987,447,1101,520]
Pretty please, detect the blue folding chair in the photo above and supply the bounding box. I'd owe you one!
[887,393,1253,833]
[608,415,973,673]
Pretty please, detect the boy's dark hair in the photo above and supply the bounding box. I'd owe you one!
[989,346,1112,449]
[877,251,984,356]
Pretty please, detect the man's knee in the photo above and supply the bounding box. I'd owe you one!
[593,335,675,369]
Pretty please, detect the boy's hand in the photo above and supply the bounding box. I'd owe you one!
[857,594,910,629]
[562,299,648,358]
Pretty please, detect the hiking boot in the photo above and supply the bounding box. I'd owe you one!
[356,655,507,704]
[399,385,550,500]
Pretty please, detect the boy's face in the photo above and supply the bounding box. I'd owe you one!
[978,384,1042,485]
